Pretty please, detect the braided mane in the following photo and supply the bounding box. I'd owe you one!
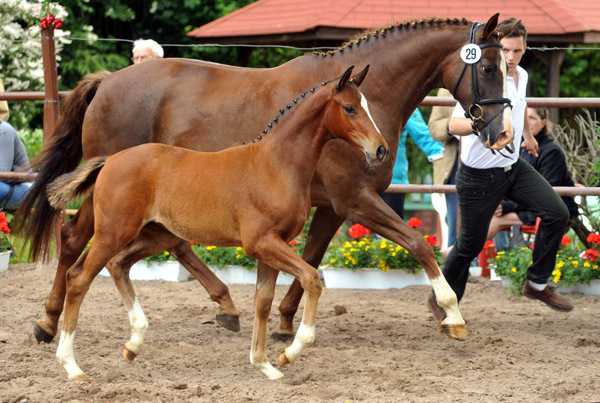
[315,17,471,57]
[241,77,337,145]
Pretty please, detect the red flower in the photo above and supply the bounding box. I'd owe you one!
[483,240,495,250]
[529,243,535,249]
[348,223,371,239]
[560,235,571,247]
[47,14,55,24]
[407,217,422,229]
[54,19,63,29]
[587,233,600,246]
[425,235,437,246]
[289,240,299,246]
[40,18,48,29]
[39,14,63,30]
[583,249,599,262]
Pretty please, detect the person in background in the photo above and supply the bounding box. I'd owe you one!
[381,108,443,219]
[486,107,579,240]
[427,18,574,319]
[428,88,459,247]
[0,77,32,211]
[0,78,9,122]
[132,39,163,64]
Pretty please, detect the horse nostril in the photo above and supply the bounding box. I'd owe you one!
[376,145,387,161]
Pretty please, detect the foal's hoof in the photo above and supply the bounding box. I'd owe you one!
[33,322,55,344]
[123,347,137,363]
[278,352,291,367]
[271,331,294,342]
[216,314,240,332]
[439,323,467,341]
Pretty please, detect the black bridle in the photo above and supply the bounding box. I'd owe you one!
[451,22,514,155]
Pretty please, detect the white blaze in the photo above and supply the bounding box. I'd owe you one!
[360,93,382,134]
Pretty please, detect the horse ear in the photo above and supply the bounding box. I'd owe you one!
[481,13,500,40]
[350,65,370,88]
[337,65,355,90]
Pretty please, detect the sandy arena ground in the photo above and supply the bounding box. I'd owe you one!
[1,262,599,402]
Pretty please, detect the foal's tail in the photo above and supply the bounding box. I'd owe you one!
[13,71,110,262]
[47,157,107,210]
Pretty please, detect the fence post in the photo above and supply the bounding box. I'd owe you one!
[40,24,63,258]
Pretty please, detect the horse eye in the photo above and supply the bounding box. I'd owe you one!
[482,65,496,76]
[344,106,356,115]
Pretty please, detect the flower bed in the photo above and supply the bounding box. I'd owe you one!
[489,233,600,295]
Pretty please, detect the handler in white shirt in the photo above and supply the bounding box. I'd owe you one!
[427,18,573,319]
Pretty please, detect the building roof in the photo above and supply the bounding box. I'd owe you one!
[187,0,600,45]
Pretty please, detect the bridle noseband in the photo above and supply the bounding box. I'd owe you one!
[451,22,514,155]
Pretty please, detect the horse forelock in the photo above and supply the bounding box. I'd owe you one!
[316,17,471,58]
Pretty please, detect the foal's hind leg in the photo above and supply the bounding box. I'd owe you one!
[169,241,240,331]
[34,197,95,343]
[104,258,148,364]
[274,206,344,341]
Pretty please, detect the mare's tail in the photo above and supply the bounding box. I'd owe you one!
[13,71,110,261]
[47,157,107,210]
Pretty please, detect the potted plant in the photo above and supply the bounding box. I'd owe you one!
[490,233,600,295]
[322,220,444,289]
[0,212,12,271]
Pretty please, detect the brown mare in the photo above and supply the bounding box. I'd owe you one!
[46,66,388,380]
[17,14,511,344]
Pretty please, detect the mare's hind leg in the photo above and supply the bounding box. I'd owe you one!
[35,196,95,343]
[249,262,282,379]
[274,206,344,341]
[169,241,240,331]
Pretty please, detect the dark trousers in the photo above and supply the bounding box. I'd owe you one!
[381,192,405,220]
[443,158,569,302]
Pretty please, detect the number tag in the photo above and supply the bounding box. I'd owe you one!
[460,44,482,64]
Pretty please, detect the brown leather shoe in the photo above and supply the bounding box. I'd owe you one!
[426,293,447,322]
[522,281,574,312]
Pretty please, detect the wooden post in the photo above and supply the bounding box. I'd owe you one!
[41,26,60,141]
[41,25,63,258]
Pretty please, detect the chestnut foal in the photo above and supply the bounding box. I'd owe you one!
[47,66,394,380]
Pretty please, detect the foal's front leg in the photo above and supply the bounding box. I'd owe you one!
[247,238,323,379]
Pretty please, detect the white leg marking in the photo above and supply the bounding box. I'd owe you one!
[56,331,85,379]
[430,277,465,326]
[284,322,315,363]
[249,351,284,380]
[125,297,148,356]
[360,93,382,134]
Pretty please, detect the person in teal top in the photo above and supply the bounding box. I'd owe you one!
[381,108,443,219]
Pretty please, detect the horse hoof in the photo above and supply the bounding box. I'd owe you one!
[123,347,137,363]
[278,352,291,367]
[271,331,294,342]
[69,374,85,381]
[216,314,240,332]
[439,323,467,341]
[33,323,55,344]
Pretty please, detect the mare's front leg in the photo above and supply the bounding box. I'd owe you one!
[341,190,465,340]
[34,197,95,343]
[274,206,344,341]
[249,262,283,379]
[169,240,240,331]
[247,236,323,378]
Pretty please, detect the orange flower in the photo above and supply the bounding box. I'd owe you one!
[407,217,422,228]
[349,223,371,239]
[425,235,437,246]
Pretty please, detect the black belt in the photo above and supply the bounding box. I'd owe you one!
[460,161,517,176]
